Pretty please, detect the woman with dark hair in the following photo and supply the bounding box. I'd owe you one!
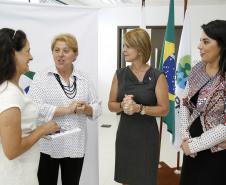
[108,28,169,185]
[180,20,226,185]
[0,28,59,185]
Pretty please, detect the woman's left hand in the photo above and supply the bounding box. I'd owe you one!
[122,99,141,116]
[218,140,226,149]
[75,101,93,116]
[76,101,87,114]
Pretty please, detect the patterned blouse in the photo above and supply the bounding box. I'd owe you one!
[180,61,226,154]
[28,65,101,158]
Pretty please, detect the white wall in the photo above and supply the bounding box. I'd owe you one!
[98,4,226,115]
[0,2,99,185]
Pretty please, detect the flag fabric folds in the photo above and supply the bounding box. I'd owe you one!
[159,0,176,141]
[174,9,192,149]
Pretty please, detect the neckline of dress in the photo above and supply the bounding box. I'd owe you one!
[127,66,152,83]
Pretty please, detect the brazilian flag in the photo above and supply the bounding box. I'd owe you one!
[159,0,176,141]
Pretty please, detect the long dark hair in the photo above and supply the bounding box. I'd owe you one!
[202,20,226,77]
[0,28,27,85]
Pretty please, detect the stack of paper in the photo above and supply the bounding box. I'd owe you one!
[43,127,81,140]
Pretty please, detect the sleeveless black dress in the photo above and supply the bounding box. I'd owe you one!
[179,92,226,185]
[114,66,162,185]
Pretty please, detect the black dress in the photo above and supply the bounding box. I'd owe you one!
[179,92,226,185]
[114,66,162,185]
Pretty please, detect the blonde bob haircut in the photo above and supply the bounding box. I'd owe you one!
[51,33,78,54]
[124,28,152,64]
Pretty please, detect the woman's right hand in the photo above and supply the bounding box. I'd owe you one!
[68,102,78,114]
[38,121,60,136]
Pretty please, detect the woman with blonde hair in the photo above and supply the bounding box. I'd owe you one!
[108,28,169,185]
[29,33,101,185]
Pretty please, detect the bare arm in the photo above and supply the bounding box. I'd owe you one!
[144,74,169,117]
[54,103,77,117]
[0,108,59,160]
[108,74,123,113]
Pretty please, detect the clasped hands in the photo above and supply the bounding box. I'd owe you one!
[180,138,196,157]
[69,101,89,115]
[121,95,140,115]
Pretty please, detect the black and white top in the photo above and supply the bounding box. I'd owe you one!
[180,62,226,154]
[29,65,101,158]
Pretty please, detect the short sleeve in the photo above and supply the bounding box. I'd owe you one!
[0,84,23,113]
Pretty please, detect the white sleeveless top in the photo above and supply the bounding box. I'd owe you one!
[0,81,40,185]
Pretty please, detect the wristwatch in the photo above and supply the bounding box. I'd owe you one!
[140,105,146,115]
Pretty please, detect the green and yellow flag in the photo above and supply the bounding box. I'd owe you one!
[159,0,176,141]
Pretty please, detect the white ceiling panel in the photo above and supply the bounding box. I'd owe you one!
[58,0,226,6]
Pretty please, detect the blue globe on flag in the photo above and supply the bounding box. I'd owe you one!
[162,55,176,95]
[176,55,191,89]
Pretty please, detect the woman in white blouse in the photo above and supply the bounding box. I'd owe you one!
[29,33,101,185]
[0,28,59,185]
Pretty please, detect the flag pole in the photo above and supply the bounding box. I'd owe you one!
[174,0,188,174]
[158,117,163,168]
[140,0,146,29]
[175,152,181,174]
[184,0,188,17]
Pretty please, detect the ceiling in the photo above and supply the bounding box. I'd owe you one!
[55,0,226,6]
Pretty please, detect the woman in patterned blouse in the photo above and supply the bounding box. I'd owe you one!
[29,33,101,185]
[179,20,226,185]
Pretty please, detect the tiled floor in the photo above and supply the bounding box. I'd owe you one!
[98,114,182,185]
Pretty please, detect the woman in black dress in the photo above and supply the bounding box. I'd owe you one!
[108,28,169,185]
[180,20,226,185]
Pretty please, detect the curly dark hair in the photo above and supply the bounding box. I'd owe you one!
[0,28,27,85]
[202,20,226,77]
